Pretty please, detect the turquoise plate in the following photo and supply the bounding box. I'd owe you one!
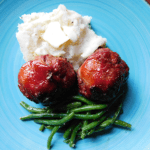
[0,0,150,149]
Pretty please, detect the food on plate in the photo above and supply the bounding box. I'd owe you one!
[16,4,106,71]
[17,5,131,150]
[19,49,131,150]
[18,54,76,105]
[77,48,129,102]
[20,95,131,149]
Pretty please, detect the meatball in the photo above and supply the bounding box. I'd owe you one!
[77,48,129,102]
[18,54,76,105]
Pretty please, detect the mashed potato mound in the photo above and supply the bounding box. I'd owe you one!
[16,4,106,71]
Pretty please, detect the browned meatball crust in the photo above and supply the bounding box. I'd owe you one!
[77,48,129,102]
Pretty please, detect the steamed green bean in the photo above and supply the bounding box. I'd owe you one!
[20,94,131,150]
[34,112,74,125]
[71,104,107,113]
[82,116,106,131]
[20,101,48,113]
[39,124,45,131]
[72,95,95,105]
[69,122,82,147]
[81,112,90,139]
[47,126,60,149]
[20,111,106,120]
[63,123,76,139]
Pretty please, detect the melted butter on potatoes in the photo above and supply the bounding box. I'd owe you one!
[16,4,106,71]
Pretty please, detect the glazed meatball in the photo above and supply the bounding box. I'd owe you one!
[77,48,129,102]
[18,54,76,105]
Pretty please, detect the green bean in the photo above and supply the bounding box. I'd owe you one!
[120,108,123,114]
[39,124,45,131]
[20,101,48,113]
[71,104,107,113]
[100,119,112,128]
[112,103,122,121]
[34,112,74,125]
[46,126,54,130]
[93,119,131,134]
[47,126,60,150]
[63,124,76,139]
[81,120,88,139]
[81,112,89,139]
[19,94,132,149]
[20,111,106,120]
[114,119,132,129]
[100,103,122,128]
[69,122,82,147]
[99,118,131,129]
[63,139,70,144]
[64,136,81,144]
[95,127,105,133]
[64,102,82,110]
[72,95,95,105]
[88,128,105,136]
[46,109,52,113]
[75,111,105,120]
[20,113,66,120]
[82,116,106,131]
[87,128,95,135]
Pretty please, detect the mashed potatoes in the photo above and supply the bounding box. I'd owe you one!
[16,4,106,71]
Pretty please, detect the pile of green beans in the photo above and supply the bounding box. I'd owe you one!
[20,95,131,150]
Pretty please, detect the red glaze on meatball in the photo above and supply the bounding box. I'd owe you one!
[77,48,129,102]
[18,54,76,105]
